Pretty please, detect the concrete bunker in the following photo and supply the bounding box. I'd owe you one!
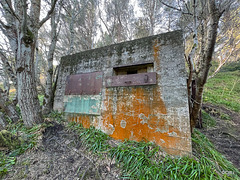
[54,30,192,156]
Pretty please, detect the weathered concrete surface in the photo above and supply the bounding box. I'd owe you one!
[54,30,192,156]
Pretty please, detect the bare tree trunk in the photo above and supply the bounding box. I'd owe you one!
[43,4,58,115]
[3,69,10,96]
[191,0,221,130]
[0,112,8,130]
[35,41,45,94]
[52,65,59,97]
[68,15,75,54]
[187,0,198,131]
[0,50,18,105]
[16,0,43,126]
[0,88,19,124]
[0,51,17,90]
[16,35,43,126]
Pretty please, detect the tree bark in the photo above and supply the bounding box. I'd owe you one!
[0,51,17,90]
[35,41,45,94]
[16,35,43,126]
[0,88,19,124]
[0,113,8,130]
[191,0,221,130]
[43,4,58,115]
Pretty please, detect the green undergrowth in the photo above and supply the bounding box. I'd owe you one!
[202,110,216,128]
[192,130,240,179]
[67,122,110,152]
[204,61,240,112]
[38,95,44,106]
[67,122,240,179]
[0,122,48,178]
[47,111,65,123]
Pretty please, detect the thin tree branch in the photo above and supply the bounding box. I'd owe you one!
[159,0,193,16]
[0,19,11,29]
[219,9,225,17]
[22,0,27,33]
[39,0,58,28]
[3,0,20,21]
[208,39,240,79]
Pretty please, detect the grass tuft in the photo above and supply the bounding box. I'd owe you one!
[0,153,16,178]
[202,110,216,127]
[47,111,65,122]
[67,122,110,152]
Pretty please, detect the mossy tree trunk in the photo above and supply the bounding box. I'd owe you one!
[0,0,57,127]
[16,31,43,126]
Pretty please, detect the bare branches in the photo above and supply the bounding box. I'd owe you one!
[2,0,20,21]
[208,39,240,79]
[159,0,193,16]
[22,0,27,33]
[39,0,58,28]
[218,0,234,17]
[0,19,10,29]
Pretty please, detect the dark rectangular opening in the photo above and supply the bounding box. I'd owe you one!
[113,62,154,76]
[127,70,138,74]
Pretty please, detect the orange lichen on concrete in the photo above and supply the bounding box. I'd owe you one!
[153,40,161,72]
[101,86,188,154]
[68,114,91,128]
[153,40,160,61]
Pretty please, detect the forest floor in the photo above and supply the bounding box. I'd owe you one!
[201,103,240,170]
[3,121,122,180]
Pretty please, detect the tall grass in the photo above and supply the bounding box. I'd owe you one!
[192,129,240,179]
[0,153,16,178]
[67,122,110,152]
[68,122,240,179]
[111,138,239,179]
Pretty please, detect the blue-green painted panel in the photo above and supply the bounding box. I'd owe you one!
[64,95,101,115]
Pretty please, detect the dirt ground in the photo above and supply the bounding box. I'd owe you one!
[3,122,121,180]
[201,103,240,170]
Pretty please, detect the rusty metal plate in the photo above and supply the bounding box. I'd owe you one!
[65,72,103,95]
[105,72,157,87]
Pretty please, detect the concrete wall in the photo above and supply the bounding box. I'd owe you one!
[54,30,192,156]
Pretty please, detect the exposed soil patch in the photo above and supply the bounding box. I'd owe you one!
[3,122,121,180]
[201,103,240,170]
